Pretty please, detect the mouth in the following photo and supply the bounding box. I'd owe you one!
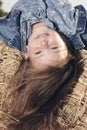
[35,33,49,39]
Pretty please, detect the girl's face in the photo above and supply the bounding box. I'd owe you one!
[25,26,68,71]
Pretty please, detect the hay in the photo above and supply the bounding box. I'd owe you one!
[0,40,23,129]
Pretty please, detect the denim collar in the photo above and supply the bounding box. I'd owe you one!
[69,5,87,49]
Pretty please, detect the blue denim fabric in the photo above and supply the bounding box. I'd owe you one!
[0,0,87,52]
[70,5,87,49]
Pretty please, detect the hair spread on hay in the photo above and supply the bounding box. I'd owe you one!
[7,38,84,130]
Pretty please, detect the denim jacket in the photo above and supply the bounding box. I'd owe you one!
[0,0,87,52]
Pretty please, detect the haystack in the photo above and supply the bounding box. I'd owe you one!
[0,40,87,130]
[0,40,23,130]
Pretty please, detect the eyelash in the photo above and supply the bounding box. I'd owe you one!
[34,47,58,55]
[51,47,58,49]
[35,51,41,55]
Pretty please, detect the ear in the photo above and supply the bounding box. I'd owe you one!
[24,46,29,60]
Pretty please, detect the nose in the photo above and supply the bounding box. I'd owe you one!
[40,39,48,46]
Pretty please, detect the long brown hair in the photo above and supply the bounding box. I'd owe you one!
[7,39,84,130]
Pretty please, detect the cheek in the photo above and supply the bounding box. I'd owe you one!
[28,39,36,52]
[59,51,68,63]
[58,50,68,61]
[28,38,34,46]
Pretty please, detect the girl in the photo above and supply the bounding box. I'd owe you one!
[0,0,87,130]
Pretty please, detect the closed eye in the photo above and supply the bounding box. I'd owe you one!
[51,47,58,49]
[34,51,41,55]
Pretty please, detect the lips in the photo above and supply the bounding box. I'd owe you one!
[35,33,48,39]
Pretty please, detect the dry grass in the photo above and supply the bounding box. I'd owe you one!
[0,40,23,129]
